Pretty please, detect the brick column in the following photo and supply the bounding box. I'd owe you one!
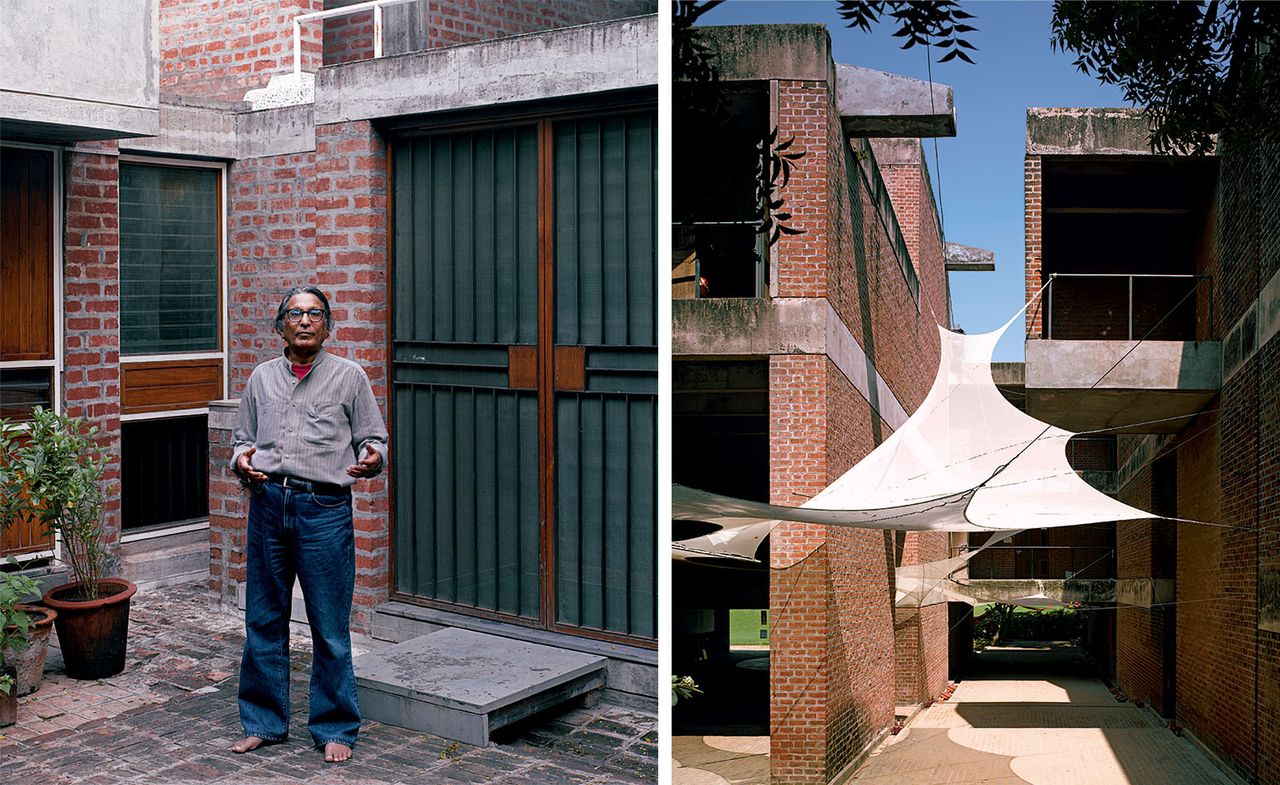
[773,80,829,299]
[1025,155,1043,336]
[769,355,828,783]
[313,120,390,632]
[63,143,123,555]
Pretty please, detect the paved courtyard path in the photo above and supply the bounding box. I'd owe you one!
[1,581,656,785]
[673,643,1235,785]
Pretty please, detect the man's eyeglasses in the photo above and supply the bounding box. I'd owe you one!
[284,308,326,324]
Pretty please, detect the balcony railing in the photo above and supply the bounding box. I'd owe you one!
[956,545,1116,580]
[1044,273,1213,341]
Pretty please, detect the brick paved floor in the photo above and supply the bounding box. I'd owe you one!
[1,582,656,785]
[672,643,1236,785]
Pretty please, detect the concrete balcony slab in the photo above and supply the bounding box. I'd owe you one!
[1025,339,1220,433]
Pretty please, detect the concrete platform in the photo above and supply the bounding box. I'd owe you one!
[354,627,607,747]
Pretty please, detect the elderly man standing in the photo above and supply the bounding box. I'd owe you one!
[229,285,387,764]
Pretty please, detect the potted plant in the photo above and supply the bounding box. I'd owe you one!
[0,409,135,680]
[0,563,56,696]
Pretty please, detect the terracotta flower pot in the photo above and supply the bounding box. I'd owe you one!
[2,604,57,696]
[42,578,137,680]
[0,665,15,727]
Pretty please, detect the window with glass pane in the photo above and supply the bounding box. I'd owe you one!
[0,367,53,420]
[121,415,209,530]
[120,164,220,354]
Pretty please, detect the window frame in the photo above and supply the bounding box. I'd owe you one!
[117,155,227,541]
[0,142,64,563]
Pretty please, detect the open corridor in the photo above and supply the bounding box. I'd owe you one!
[673,643,1235,785]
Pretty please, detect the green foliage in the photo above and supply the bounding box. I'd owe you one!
[836,1,979,63]
[1051,1,1280,154]
[0,560,40,662]
[973,603,1085,650]
[672,674,703,706]
[0,409,111,600]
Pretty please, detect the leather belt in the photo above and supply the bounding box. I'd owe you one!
[266,473,348,495]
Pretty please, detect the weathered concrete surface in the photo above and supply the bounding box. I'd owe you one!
[1027,107,1156,156]
[123,101,315,160]
[122,101,238,158]
[316,15,657,125]
[838,64,955,138]
[945,242,995,272]
[0,0,159,141]
[355,628,607,746]
[991,362,1025,387]
[672,298,910,429]
[368,599,657,709]
[689,24,830,82]
[1025,339,1220,433]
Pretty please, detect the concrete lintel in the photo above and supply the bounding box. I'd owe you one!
[837,63,954,138]
[672,297,909,429]
[122,102,316,161]
[0,92,159,143]
[121,101,237,159]
[316,15,657,125]
[945,242,995,272]
[689,24,831,83]
[1027,107,1158,156]
[235,104,316,158]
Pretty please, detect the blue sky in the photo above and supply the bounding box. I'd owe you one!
[696,0,1130,360]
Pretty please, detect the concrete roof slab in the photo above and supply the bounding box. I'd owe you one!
[316,15,657,125]
[837,64,954,138]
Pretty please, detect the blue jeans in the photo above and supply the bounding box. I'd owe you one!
[238,481,360,748]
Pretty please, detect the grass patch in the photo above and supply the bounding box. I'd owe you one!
[729,609,769,647]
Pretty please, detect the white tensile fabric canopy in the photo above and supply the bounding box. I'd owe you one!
[673,312,1155,562]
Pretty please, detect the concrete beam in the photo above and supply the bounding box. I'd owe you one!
[837,63,954,138]
[122,100,315,160]
[688,24,831,82]
[1027,107,1157,156]
[1,0,159,142]
[673,297,910,429]
[1025,339,1220,433]
[316,15,657,125]
[945,242,994,272]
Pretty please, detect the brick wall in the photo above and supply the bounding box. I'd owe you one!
[322,0,656,65]
[62,143,124,556]
[312,120,390,630]
[1025,155,1043,336]
[160,0,323,100]
[767,69,949,782]
[208,121,390,631]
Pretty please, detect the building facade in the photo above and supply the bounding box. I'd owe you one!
[1022,107,1280,783]
[1,0,657,706]
[672,24,987,783]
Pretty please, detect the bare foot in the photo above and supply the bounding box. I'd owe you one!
[324,741,352,763]
[231,736,275,754]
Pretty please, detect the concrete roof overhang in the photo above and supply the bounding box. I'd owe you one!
[836,63,955,138]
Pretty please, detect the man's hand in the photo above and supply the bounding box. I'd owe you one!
[347,443,382,479]
[236,446,267,483]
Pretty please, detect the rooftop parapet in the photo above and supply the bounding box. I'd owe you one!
[1026,107,1160,156]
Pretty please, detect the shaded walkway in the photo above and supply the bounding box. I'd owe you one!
[850,643,1232,785]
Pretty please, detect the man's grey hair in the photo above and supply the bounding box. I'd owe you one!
[274,285,334,332]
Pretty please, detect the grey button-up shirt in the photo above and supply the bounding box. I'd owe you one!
[231,349,389,487]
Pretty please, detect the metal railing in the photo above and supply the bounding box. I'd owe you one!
[1045,272,1213,340]
[292,0,420,76]
[954,545,1116,580]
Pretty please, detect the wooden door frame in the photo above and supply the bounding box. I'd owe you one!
[0,142,63,562]
[385,102,658,649]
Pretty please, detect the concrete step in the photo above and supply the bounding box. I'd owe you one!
[121,527,210,590]
[354,628,607,747]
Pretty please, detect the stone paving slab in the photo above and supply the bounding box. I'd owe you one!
[1,581,656,785]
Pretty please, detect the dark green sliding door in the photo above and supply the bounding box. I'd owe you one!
[391,108,656,644]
